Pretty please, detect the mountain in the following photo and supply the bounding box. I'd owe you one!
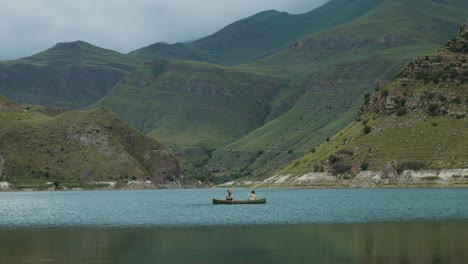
[0,94,205,190]
[131,0,386,65]
[95,0,468,182]
[0,41,142,108]
[206,0,468,179]
[264,22,468,187]
[2,0,468,185]
[94,59,287,166]
[129,42,202,61]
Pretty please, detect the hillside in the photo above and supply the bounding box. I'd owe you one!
[2,0,468,185]
[0,41,142,108]
[132,0,386,65]
[129,42,202,61]
[206,0,468,180]
[263,22,468,187]
[94,60,287,166]
[0,96,205,190]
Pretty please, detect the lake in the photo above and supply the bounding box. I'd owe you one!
[1,188,468,263]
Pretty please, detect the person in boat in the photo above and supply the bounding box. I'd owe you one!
[226,189,233,200]
[248,190,257,200]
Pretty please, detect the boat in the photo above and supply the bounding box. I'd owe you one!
[212,198,266,204]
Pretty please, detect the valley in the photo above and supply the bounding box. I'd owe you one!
[1,0,467,190]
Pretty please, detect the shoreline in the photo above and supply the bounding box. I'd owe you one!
[2,168,468,192]
[2,184,468,193]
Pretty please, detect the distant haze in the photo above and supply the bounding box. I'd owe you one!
[0,0,330,60]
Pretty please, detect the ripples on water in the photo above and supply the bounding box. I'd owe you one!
[0,188,467,227]
[1,189,468,263]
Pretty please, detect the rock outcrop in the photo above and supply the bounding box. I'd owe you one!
[220,169,468,188]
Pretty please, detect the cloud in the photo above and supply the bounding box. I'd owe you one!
[0,0,330,60]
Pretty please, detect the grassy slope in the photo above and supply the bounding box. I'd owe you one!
[0,41,142,108]
[129,42,203,61]
[207,0,468,178]
[94,60,287,164]
[283,96,467,176]
[0,94,13,105]
[0,100,202,189]
[281,31,468,175]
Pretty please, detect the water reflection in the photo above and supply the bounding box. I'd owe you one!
[1,222,467,264]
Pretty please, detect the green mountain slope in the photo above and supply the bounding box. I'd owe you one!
[94,60,287,165]
[278,23,468,185]
[207,0,468,179]
[132,0,385,65]
[0,95,204,190]
[129,42,202,61]
[0,41,142,108]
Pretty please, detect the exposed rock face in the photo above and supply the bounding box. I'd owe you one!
[446,22,468,53]
[361,88,466,117]
[222,169,468,188]
[0,182,10,190]
[360,22,468,117]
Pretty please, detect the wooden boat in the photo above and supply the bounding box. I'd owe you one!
[212,198,266,204]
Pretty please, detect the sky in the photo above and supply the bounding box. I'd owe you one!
[0,0,330,60]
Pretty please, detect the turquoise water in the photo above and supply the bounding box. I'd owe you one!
[1,189,468,263]
[1,188,467,227]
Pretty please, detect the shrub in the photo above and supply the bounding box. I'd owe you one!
[449,69,458,79]
[426,92,435,100]
[363,125,371,134]
[422,176,440,181]
[53,181,60,189]
[329,155,340,164]
[428,73,442,83]
[396,108,407,116]
[331,161,352,176]
[395,161,426,174]
[380,88,389,97]
[400,99,407,107]
[452,96,461,104]
[310,147,316,153]
[364,93,371,103]
[287,149,294,154]
[313,165,320,172]
[415,72,429,81]
[427,104,439,116]
[360,162,369,171]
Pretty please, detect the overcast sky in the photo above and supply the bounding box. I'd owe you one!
[0,0,330,60]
